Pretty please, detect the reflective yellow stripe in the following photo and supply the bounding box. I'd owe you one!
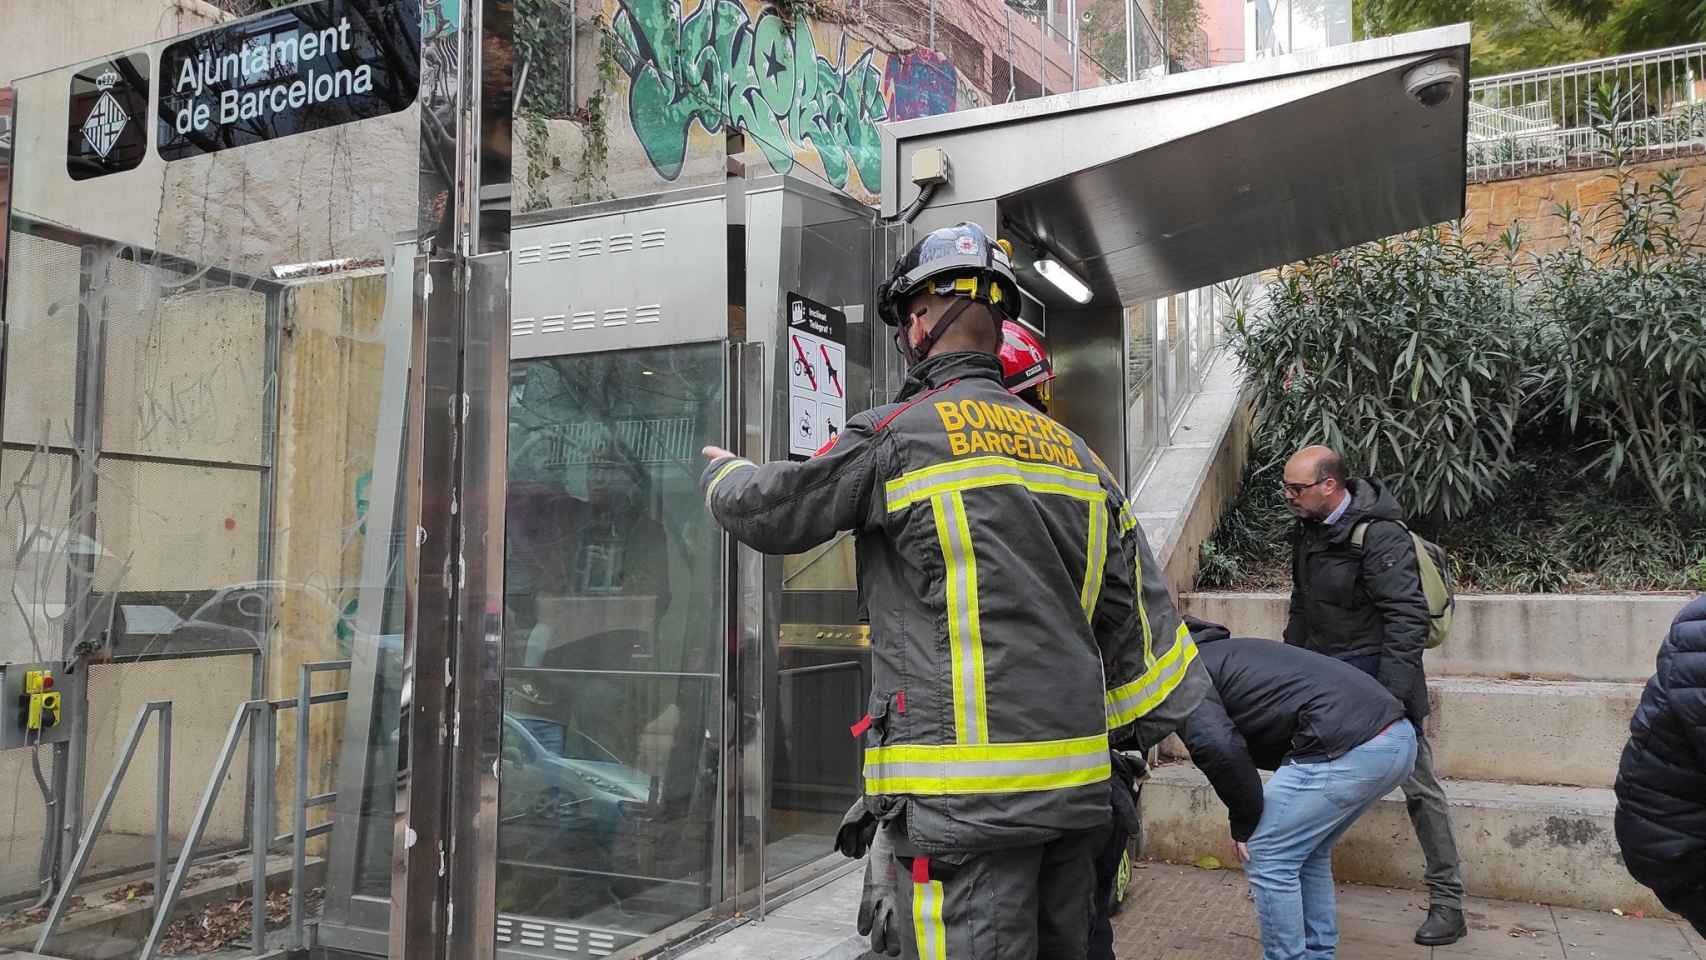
[1105,624,1199,730]
[1118,501,1139,535]
[864,734,1111,796]
[934,492,986,745]
[1134,536,1156,669]
[1080,500,1108,620]
[885,456,1102,512]
[913,878,947,960]
[704,458,754,505]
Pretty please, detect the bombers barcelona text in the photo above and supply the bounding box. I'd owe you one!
[934,400,1083,468]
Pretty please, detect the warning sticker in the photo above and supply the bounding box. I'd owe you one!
[786,293,847,459]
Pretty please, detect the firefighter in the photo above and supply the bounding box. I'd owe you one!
[701,222,1206,960]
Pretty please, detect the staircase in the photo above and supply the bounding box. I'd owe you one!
[1140,591,1693,916]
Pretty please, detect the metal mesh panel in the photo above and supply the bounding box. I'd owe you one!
[101,280,270,466]
[90,458,262,595]
[0,745,56,902]
[1,232,80,449]
[0,450,77,666]
[79,658,254,883]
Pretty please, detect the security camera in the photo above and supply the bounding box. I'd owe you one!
[1404,58,1461,108]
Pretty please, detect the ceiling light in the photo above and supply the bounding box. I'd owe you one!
[1034,258,1091,304]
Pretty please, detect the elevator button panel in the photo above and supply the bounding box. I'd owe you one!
[1,661,72,749]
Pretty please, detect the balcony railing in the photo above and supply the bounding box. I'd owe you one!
[1467,43,1706,182]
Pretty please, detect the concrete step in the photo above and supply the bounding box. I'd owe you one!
[1180,591,1691,682]
[1141,764,1663,916]
[1423,677,1643,788]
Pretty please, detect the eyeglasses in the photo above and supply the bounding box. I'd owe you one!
[1279,478,1328,497]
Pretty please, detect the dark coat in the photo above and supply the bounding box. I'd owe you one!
[1284,477,1431,720]
[701,351,1207,853]
[1615,596,1706,936]
[1179,623,1404,842]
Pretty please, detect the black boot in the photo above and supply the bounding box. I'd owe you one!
[1414,905,1468,945]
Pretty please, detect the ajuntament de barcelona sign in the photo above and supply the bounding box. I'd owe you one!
[155,0,420,161]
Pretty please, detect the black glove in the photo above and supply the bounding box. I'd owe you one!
[835,798,878,859]
[858,828,902,957]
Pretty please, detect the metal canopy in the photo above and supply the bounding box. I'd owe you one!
[880,25,1471,307]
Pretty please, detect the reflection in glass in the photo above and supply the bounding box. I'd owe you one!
[1126,301,1159,480]
[499,344,725,938]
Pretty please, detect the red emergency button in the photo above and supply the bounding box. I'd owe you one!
[41,676,53,689]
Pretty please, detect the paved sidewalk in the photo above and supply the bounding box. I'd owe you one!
[676,861,1706,960]
[1112,862,1705,960]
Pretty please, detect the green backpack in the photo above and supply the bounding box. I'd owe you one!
[1350,520,1455,650]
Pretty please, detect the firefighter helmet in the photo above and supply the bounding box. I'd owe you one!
[877,223,1023,366]
[999,320,1053,395]
[999,320,1053,413]
[876,223,1022,327]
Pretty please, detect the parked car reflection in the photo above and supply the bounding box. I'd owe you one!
[500,711,651,831]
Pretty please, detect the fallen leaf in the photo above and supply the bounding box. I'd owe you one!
[1194,855,1223,871]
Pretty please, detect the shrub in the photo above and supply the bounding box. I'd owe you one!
[1532,86,1706,517]
[1229,225,1541,523]
[1206,84,1706,591]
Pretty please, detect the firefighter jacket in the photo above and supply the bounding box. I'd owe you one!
[699,351,1208,854]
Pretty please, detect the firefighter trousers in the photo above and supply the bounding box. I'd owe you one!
[888,823,1109,960]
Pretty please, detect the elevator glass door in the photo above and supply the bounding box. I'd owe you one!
[498,343,727,947]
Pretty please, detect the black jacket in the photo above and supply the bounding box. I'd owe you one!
[1614,595,1706,936]
[1284,477,1431,720]
[700,351,1207,853]
[1179,622,1404,842]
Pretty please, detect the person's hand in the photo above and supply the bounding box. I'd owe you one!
[702,445,734,462]
[1234,841,1251,864]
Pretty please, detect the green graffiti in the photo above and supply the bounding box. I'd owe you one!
[610,0,887,191]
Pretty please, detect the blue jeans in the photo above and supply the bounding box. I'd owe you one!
[1245,720,1418,960]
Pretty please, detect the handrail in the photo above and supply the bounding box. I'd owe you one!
[1471,41,1706,86]
[35,702,173,954]
[32,657,357,960]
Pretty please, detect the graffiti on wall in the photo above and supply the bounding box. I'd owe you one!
[882,48,957,121]
[609,0,890,193]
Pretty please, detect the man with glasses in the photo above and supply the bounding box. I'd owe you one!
[1280,445,1468,946]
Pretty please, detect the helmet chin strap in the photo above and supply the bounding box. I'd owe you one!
[899,298,978,368]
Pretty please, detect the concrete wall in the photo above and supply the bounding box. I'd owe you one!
[1159,387,1251,598]
[0,0,228,85]
[1144,766,1668,915]
[1180,591,1695,681]
[267,271,394,850]
[1126,352,1252,600]
[1462,153,1706,258]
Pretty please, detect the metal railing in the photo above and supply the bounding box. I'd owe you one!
[34,659,350,960]
[1468,42,1706,182]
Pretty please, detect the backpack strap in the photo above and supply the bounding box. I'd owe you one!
[1350,518,1407,549]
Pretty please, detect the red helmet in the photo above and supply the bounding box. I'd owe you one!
[999,320,1053,397]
